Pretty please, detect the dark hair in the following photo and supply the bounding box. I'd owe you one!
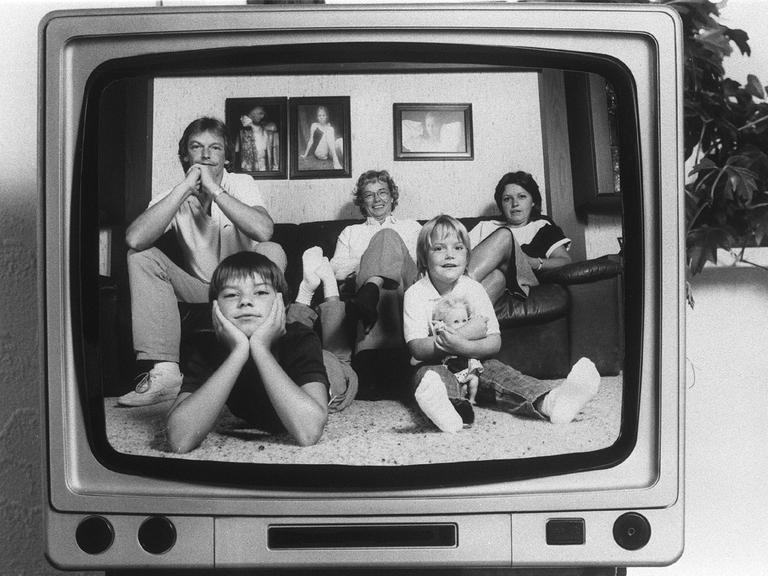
[177,117,234,172]
[493,171,543,220]
[209,251,289,302]
[416,214,471,276]
[352,170,400,216]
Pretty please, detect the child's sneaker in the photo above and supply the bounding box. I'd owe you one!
[117,365,182,407]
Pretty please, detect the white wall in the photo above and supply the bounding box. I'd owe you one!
[633,2,768,575]
[1,1,136,574]
[152,72,544,223]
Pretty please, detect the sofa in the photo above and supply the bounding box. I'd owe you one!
[100,216,624,397]
[271,216,624,380]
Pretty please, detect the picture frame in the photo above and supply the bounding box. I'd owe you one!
[393,103,474,160]
[225,97,288,180]
[290,96,352,179]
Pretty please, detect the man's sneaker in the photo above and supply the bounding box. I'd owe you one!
[117,366,182,407]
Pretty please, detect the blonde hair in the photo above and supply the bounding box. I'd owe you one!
[416,214,472,276]
[432,296,473,322]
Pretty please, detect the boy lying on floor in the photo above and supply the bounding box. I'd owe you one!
[165,251,329,452]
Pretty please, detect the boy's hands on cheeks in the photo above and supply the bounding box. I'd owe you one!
[212,301,250,360]
[249,293,287,356]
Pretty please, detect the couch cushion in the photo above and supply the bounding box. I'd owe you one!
[495,313,571,379]
[493,283,569,327]
[270,222,301,293]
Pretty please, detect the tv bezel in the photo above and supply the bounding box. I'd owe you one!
[74,40,641,491]
[40,4,685,567]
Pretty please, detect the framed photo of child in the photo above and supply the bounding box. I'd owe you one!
[289,96,352,179]
[225,97,288,180]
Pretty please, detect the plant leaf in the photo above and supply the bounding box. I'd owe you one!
[747,202,768,246]
[746,74,765,99]
[688,157,719,175]
[725,26,751,56]
[697,28,734,59]
[687,226,734,275]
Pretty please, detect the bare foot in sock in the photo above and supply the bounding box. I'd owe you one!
[302,246,324,291]
[541,357,601,424]
[414,371,463,433]
[314,257,339,300]
[316,257,334,285]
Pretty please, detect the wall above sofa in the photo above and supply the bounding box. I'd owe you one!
[151,71,546,224]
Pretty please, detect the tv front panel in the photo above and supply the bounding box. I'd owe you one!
[40,3,685,570]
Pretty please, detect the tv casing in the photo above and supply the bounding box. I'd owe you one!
[40,3,685,570]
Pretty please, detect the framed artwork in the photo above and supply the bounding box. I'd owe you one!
[225,97,287,179]
[290,96,351,179]
[393,103,474,160]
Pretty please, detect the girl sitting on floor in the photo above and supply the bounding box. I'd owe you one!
[403,214,601,433]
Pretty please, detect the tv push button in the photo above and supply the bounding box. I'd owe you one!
[545,518,585,545]
[138,516,177,555]
[75,515,114,555]
[613,512,651,550]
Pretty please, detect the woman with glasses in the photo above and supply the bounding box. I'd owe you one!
[321,170,422,399]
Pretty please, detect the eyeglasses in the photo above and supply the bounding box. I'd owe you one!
[362,190,391,202]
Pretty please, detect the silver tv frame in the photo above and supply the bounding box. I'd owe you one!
[40,3,685,570]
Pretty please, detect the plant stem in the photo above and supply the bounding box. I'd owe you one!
[686,203,710,235]
[737,114,768,132]
[741,258,768,272]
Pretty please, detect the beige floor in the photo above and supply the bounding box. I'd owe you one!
[104,374,622,465]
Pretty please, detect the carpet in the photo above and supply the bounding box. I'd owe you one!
[104,375,622,465]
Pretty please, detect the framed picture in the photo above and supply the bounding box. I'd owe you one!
[290,96,351,179]
[393,103,474,160]
[225,97,287,179]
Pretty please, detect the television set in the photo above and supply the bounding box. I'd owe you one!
[39,2,686,571]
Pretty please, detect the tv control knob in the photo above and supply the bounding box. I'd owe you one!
[76,515,114,555]
[613,512,651,551]
[138,516,177,555]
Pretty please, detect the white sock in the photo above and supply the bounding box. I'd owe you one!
[302,246,324,291]
[152,361,181,376]
[317,257,339,299]
[540,357,600,424]
[414,371,463,433]
[295,281,316,306]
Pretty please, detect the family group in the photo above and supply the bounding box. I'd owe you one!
[119,116,601,453]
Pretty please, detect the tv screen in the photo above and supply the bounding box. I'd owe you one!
[41,3,686,570]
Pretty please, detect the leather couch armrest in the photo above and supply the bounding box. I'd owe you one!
[541,255,622,286]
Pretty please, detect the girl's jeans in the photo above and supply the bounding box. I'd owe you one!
[412,359,556,419]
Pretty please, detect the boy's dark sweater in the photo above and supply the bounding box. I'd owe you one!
[180,322,329,432]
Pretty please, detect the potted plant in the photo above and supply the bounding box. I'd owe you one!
[527,0,768,302]
[673,0,768,276]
